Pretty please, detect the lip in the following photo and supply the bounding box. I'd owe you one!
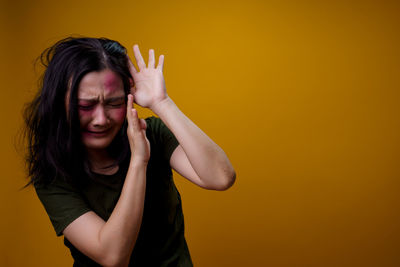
[83,129,110,137]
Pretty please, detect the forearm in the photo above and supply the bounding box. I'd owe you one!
[152,97,235,189]
[127,44,234,189]
[98,160,147,266]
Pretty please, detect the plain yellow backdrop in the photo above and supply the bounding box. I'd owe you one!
[1,0,399,266]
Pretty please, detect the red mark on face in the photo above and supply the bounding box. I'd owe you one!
[78,100,96,115]
[113,106,127,122]
[104,72,122,94]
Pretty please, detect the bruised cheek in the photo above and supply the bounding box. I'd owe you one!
[79,109,94,117]
[112,106,127,122]
[79,109,93,126]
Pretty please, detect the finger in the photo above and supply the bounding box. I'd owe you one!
[130,108,141,132]
[139,118,147,130]
[127,56,138,75]
[133,44,146,70]
[148,49,155,68]
[127,95,142,132]
[126,94,133,120]
[157,54,164,71]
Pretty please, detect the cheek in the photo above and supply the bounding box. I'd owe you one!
[79,110,93,125]
[111,107,127,123]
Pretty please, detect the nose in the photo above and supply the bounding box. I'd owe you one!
[92,105,109,127]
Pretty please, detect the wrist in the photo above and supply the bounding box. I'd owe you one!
[129,158,148,169]
[150,96,175,115]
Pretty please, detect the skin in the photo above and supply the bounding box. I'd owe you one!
[63,45,236,267]
[129,45,236,190]
[78,70,126,150]
[76,69,130,172]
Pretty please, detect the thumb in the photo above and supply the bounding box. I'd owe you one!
[139,118,147,131]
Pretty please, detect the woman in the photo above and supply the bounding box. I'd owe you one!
[24,37,235,267]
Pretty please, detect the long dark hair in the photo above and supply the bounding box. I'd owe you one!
[24,37,132,186]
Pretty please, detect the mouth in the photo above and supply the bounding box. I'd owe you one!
[83,129,110,137]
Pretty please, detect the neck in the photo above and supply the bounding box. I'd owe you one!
[86,148,118,174]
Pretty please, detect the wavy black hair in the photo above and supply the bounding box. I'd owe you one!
[23,37,132,186]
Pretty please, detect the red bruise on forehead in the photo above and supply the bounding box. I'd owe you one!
[103,71,122,93]
[78,69,125,102]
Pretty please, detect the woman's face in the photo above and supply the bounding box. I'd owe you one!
[76,69,126,152]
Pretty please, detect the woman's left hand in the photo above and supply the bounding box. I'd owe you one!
[127,45,169,110]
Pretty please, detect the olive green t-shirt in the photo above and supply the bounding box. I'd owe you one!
[34,117,193,267]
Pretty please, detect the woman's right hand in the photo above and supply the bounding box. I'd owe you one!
[126,94,150,163]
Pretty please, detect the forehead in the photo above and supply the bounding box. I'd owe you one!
[78,69,124,99]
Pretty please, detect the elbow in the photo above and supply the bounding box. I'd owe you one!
[101,252,131,267]
[102,258,128,267]
[214,168,236,191]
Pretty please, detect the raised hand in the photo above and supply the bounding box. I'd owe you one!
[127,45,168,110]
[126,94,150,163]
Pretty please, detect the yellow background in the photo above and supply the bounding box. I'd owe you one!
[1,0,399,266]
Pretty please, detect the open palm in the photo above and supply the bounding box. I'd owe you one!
[127,45,168,109]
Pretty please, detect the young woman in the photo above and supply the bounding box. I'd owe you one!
[24,37,235,267]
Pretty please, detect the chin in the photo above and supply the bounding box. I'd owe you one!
[82,138,114,151]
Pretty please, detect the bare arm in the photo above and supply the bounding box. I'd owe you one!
[128,45,235,191]
[63,95,150,267]
[154,98,236,190]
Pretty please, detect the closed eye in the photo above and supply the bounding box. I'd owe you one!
[78,105,95,110]
[107,102,125,108]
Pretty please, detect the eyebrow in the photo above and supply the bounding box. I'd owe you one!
[78,96,126,103]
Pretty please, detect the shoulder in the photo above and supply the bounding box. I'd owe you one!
[34,176,91,236]
[144,116,162,130]
[144,116,179,161]
[144,116,169,141]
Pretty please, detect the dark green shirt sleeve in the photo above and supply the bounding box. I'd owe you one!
[145,116,180,161]
[34,179,91,236]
